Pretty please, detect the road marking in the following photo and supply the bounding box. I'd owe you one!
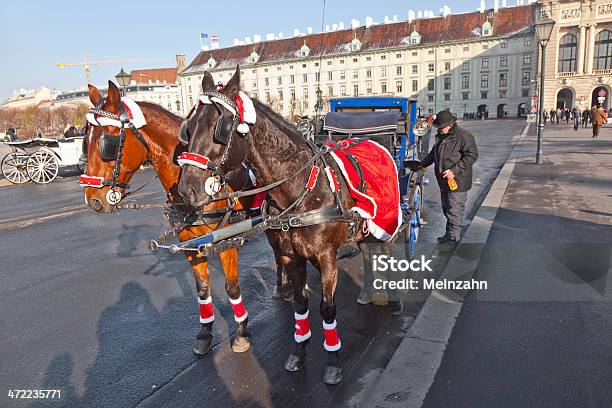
[365,123,531,408]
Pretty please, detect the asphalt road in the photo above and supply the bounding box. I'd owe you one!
[0,119,525,408]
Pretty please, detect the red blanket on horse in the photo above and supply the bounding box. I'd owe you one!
[327,139,401,241]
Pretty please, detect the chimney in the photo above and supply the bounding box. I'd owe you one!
[278,32,284,39]
[307,26,313,34]
[502,0,507,7]
[393,15,398,22]
[417,10,423,18]
[245,37,252,44]
[233,38,240,46]
[384,15,391,24]
[176,54,186,74]
[332,23,338,31]
[266,33,276,40]
[480,0,486,13]
[350,18,360,29]
[293,28,301,36]
[494,0,499,12]
[365,16,373,28]
[408,10,415,22]
[253,34,261,43]
[325,24,330,32]
[338,21,345,30]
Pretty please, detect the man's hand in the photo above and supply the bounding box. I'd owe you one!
[442,169,454,179]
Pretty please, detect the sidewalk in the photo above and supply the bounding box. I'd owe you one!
[368,123,612,407]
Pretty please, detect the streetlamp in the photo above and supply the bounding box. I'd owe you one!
[175,99,181,113]
[534,10,555,164]
[115,67,131,96]
[314,87,323,118]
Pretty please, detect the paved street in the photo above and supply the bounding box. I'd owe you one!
[422,124,612,408]
[0,119,525,408]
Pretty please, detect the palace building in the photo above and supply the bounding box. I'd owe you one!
[538,0,612,112]
[179,5,537,119]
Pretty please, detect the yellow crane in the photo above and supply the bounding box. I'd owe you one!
[56,52,172,84]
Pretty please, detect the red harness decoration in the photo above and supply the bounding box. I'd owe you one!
[324,166,340,192]
[322,320,341,351]
[230,296,248,323]
[198,296,214,324]
[178,152,211,170]
[305,166,320,190]
[294,310,312,343]
[79,175,105,188]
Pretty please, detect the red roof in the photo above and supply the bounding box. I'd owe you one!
[184,5,534,73]
[130,68,177,84]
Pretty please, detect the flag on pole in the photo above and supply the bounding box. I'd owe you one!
[200,33,209,39]
[211,35,219,43]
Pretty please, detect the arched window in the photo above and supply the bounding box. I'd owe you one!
[594,30,612,70]
[558,34,577,73]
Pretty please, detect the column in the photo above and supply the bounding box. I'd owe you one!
[586,23,597,74]
[577,25,586,74]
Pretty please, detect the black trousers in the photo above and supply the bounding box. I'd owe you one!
[440,190,468,241]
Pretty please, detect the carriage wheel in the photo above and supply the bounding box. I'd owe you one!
[1,152,31,184]
[404,184,422,260]
[26,151,59,184]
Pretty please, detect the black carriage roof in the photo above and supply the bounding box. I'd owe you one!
[323,111,401,135]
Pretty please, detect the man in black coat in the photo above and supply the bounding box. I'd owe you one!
[418,110,479,251]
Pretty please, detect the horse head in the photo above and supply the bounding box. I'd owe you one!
[178,66,249,207]
[81,81,149,213]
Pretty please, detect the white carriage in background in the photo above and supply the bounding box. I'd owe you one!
[1,136,85,184]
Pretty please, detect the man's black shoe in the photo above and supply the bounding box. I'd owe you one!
[438,239,458,252]
[437,235,449,243]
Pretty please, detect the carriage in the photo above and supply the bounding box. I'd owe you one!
[1,135,86,184]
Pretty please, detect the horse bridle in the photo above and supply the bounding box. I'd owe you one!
[178,91,247,196]
[80,99,150,204]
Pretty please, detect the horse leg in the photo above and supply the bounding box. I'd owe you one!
[319,249,343,385]
[269,232,292,301]
[187,253,215,356]
[283,255,310,372]
[219,248,251,353]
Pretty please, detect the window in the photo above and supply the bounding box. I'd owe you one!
[327,61,332,66]
[522,88,529,97]
[462,76,469,89]
[328,71,333,81]
[289,65,294,69]
[278,90,283,100]
[290,75,295,84]
[412,65,418,74]
[396,66,402,75]
[594,30,612,70]
[483,44,489,49]
[499,72,507,87]
[303,74,308,83]
[340,71,346,80]
[278,77,282,85]
[303,88,308,99]
[366,56,372,61]
[524,40,531,47]
[499,90,507,98]
[412,51,418,56]
[353,84,359,96]
[303,100,308,109]
[463,46,470,51]
[462,93,469,100]
[380,67,387,77]
[523,53,531,65]
[277,66,282,71]
[522,71,531,85]
[444,94,451,101]
[264,78,269,87]
[396,53,402,59]
[462,61,469,71]
[481,58,489,69]
[500,56,508,67]
[412,80,418,92]
[340,59,345,64]
[501,42,508,48]
[427,95,434,102]
[428,50,434,55]
[396,81,403,93]
[353,69,359,79]
[428,63,434,72]
[264,68,269,72]
[481,74,489,88]
[481,91,488,99]
[444,61,451,71]
[381,82,387,93]
[328,86,333,96]
[443,77,451,90]
[380,55,386,60]
[340,85,346,96]
[265,91,270,102]
[302,63,307,68]
[315,72,320,82]
[290,89,296,99]
[427,79,435,91]
[353,58,358,62]
[188,85,192,93]
[366,69,372,78]
[366,82,372,94]
[252,81,257,89]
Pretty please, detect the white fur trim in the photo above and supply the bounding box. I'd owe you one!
[237,123,250,134]
[324,339,342,352]
[198,296,212,304]
[229,296,243,305]
[322,320,337,330]
[199,95,237,116]
[86,98,147,129]
[234,311,249,323]
[294,310,309,320]
[238,91,256,124]
[177,158,209,170]
[199,315,215,324]
[294,330,311,343]
[329,150,377,219]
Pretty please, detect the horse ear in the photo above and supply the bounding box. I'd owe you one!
[202,71,215,91]
[106,81,121,110]
[88,84,103,106]
[223,65,241,97]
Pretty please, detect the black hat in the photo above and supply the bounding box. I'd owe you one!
[432,110,457,128]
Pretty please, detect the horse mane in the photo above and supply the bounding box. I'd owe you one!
[251,98,302,142]
[137,101,183,123]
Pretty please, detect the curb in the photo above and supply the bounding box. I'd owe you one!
[365,123,531,408]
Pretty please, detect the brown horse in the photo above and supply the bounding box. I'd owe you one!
[176,68,396,384]
[81,81,257,355]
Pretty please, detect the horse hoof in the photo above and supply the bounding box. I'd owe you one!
[272,285,281,299]
[323,366,343,385]
[371,292,389,306]
[193,344,212,356]
[231,336,251,353]
[285,354,305,372]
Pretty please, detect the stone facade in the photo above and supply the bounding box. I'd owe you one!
[537,0,612,112]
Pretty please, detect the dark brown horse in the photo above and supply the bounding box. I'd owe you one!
[81,81,257,355]
[176,67,394,384]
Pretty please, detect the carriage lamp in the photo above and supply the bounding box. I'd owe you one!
[115,67,131,95]
[534,9,555,165]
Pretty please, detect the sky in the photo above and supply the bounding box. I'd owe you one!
[1,0,490,101]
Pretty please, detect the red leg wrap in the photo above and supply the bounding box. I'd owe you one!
[294,310,312,343]
[230,296,248,322]
[323,320,341,351]
[198,296,214,324]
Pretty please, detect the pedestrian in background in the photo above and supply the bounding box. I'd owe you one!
[543,110,549,125]
[565,108,571,124]
[572,107,580,131]
[417,110,478,251]
[591,104,608,138]
[582,109,589,127]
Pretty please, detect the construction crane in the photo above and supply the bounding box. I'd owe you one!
[56,52,172,84]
